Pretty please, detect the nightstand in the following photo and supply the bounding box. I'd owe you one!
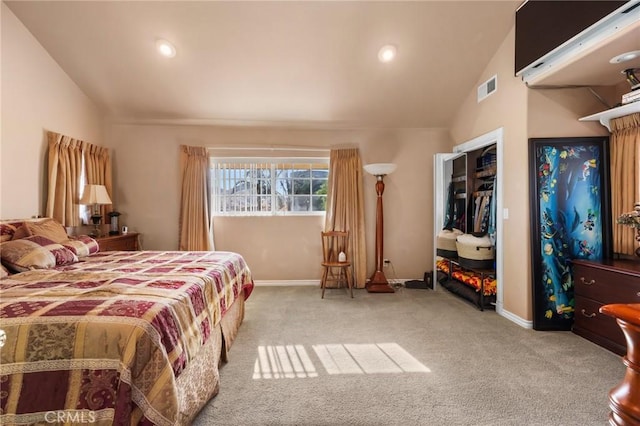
[94,233,139,251]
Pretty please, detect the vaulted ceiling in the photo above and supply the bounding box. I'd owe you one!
[6,1,522,128]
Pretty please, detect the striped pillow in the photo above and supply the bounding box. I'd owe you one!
[61,235,100,258]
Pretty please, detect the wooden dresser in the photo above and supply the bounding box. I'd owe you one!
[94,233,139,251]
[572,259,640,355]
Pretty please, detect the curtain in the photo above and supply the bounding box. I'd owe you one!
[85,143,113,222]
[324,148,367,287]
[179,145,213,251]
[45,132,85,226]
[610,112,640,256]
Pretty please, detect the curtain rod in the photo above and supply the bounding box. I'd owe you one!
[207,146,330,153]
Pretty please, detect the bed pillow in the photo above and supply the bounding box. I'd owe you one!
[61,235,100,258]
[11,225,32,240]
[0,222,20,243]
[0,264,9,278]
[23,218,69,243]
[0,235,78,272]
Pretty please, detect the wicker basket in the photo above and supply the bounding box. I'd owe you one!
[436,228,463,258]
[456,233,494,269]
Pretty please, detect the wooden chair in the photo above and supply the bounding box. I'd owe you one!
[320,231,354,298]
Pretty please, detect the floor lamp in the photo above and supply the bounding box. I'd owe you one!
[363,163,397,293]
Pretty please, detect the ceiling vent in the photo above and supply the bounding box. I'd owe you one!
[477,75,497,103]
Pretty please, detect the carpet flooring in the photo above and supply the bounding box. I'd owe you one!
[192,285,624,426]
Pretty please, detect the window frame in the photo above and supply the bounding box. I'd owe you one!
[210,156,330,217]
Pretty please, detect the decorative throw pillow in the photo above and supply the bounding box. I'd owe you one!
[61,235,100,258]
[24,218,69,243]
[0,235,78,272]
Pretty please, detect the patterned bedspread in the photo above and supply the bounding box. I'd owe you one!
[0,251,253,425]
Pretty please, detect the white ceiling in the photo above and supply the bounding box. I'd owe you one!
[5,1,526,129]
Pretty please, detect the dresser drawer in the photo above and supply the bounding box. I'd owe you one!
[573,295,626,351]
[573,264,640,304]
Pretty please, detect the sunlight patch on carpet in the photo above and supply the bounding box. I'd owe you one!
[253,343,430,379]
[253,344,318,379]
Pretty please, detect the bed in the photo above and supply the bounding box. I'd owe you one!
[0,219,253,425]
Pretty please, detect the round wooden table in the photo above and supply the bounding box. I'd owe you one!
[600,303,640,426]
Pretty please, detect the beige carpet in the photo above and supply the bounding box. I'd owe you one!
[193,285,624,425]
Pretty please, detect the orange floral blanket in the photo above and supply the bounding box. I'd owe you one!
[436,258,497,296]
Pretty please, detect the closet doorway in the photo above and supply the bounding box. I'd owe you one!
[433,128,504,314]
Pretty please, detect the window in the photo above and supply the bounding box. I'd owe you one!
[210,158,329,216]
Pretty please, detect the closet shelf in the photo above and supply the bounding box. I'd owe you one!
[475,167,496,178]
[452,175,466,183]
[579,101,640,132]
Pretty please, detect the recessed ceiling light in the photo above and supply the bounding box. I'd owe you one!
[609,50,640,64]
[156,39,176,58]
[378,45,397,63]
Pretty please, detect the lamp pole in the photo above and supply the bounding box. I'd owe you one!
[366,174,394,293]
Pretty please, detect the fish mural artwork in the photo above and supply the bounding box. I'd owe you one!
[530,138,610,330]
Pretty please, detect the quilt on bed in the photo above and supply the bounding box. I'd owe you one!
[0,250,253,425]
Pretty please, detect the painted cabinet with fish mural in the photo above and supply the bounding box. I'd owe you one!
[529,137,612,331]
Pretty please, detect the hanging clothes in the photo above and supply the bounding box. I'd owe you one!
[473,195,491,236]
[443,182,455,230]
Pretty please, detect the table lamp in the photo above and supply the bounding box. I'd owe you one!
[80,184,112,237]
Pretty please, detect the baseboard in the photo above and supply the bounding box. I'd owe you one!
[499,308,533,329]
[254,280,319,286]
[254,279,411,287]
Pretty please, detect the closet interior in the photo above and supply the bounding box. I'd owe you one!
[436,144,498,310]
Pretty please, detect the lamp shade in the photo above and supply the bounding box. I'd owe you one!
[79,184,112,205]
[364,163,397,176]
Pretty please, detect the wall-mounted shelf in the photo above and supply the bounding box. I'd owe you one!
[579,101,640,132]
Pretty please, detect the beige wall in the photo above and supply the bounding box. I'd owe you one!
[105,124,451,281]
[527,87,615,138]
[0,4,103,219]
[450,27,530,321]
[450,26,617,323]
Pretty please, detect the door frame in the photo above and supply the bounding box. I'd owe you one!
[434,128,504,314]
